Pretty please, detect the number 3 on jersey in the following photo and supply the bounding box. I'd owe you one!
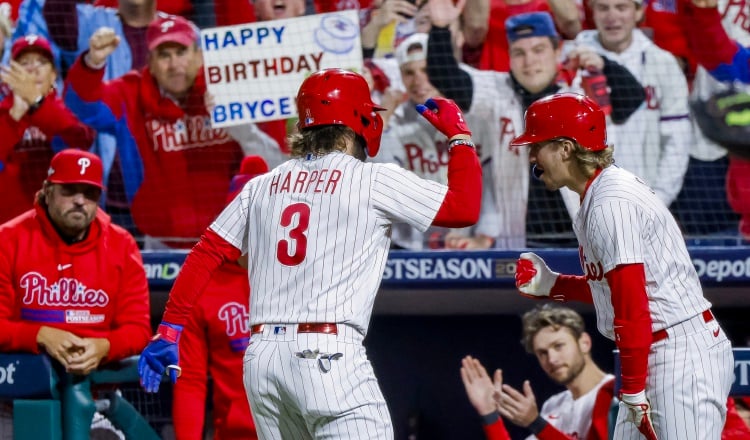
[277,203,311,266]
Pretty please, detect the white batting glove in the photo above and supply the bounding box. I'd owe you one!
[620,391,658,440]
[514,252,559,298]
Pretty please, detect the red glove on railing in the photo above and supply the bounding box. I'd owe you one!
[416,97,472,139]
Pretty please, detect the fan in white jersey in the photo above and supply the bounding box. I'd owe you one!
[137,68,483,439]
[373,32,500,250]
[571,0,692,209]
[423,2,647,248]
[511,93,734,440]
[461,305,615,440]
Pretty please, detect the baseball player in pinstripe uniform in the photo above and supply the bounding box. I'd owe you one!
[137,68,483,439]
[511,93,734,440]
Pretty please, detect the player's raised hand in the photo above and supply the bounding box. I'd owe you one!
[460,356,499,416]
[620,391,659,440]
[416,97,472,139]
[496,380,540,428]
[515,252,559,298]
[86,27,120,67]
[138,321,183,393]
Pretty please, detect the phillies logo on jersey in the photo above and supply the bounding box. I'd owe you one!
[499,117,521,155]
[722,0,750,33]
[147,115,230,152]
[218,301,250,337]
[578,247,604,281]
[21,126,46,144]
[403,141,449,175]
[19,272,110,307]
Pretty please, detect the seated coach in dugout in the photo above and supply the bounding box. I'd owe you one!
[0,149,151,438]
[63,14,278,249]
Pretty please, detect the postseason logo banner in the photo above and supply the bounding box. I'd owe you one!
[201,10,363,128]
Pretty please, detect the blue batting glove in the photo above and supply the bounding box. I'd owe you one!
[138,322,183,393]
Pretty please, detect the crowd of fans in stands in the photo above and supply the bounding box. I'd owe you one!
[0,0,747,252]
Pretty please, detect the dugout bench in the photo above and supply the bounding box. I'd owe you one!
[0,353,160,440]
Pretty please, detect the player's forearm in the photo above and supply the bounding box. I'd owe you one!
[161,229,241,325]
[173,385,208,440]
[606,264,652,394]
[481,412,511,440]
[432,145,481,227]
[551,274,593,303]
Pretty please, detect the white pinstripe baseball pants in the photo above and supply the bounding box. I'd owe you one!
[613,311,735,440]
[242,324,394,439]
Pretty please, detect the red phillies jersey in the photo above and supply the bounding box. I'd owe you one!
[172,262,257,440]
[0,203,151,362]
[65,58,244,246]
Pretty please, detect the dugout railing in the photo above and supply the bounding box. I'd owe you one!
[0,353,161,440]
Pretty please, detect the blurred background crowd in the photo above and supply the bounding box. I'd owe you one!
[1,0,748,251]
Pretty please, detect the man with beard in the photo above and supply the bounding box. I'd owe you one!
[461,305,615,440]
[0,149,151,438]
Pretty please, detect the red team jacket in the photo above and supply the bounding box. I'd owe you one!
[0,202,151,362]
[65,58,244,246]
[0,90,95,224]
[172,262,257,440]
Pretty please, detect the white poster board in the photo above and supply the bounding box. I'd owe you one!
[201,10,363,128]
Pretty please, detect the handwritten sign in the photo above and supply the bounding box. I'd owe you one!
[201,10,363,128]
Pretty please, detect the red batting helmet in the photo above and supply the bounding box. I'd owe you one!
[296,68,386,157]
[510,93,608,151]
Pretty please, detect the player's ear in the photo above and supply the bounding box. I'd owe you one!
[559,139,575,159]
[578,331,592,354]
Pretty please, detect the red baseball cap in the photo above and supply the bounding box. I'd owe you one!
[11,34,54,63]
[227,156,269,203]
[146,15,198,51]
[47,150,104,189]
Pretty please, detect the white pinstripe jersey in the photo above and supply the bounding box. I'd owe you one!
[526,374,615,440]
[210,151,447,335]
[572,166,711,340]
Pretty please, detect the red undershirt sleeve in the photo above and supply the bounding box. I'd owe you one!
[551,274,594,303]
[432,145,482,227]
[605,263,651,395]
[482,418,511,440]
[161,229,241,325]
